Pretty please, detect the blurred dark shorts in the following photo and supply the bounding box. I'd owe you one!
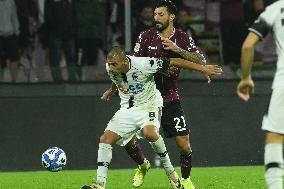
[161,100,190,138]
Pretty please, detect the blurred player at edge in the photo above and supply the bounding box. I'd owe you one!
[237,1,284,189]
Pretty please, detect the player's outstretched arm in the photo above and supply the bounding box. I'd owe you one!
[101,82,117,102]
[169,58,223,83]
[161,36,205,64]
[237,32,260,102]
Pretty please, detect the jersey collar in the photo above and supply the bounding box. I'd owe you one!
[156,28,176,39]
[126,55,132,70]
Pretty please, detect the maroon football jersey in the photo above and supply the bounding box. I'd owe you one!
[133,27,205,102]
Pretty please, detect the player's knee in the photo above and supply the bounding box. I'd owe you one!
[143,125,159,142]
[99,133,115,144]
[145,132,159,142]
[99,134,108,143]
[144,134,159,142]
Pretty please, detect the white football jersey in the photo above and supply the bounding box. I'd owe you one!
[106,56,170,108]
[249,0,284,88]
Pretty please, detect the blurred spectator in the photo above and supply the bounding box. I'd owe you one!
[180,0,206,20]
[108,0,127,47]
[133,5,154,44]
[109,0,145,48]
[15,0,39,81]
[15,0,38,51]
[175,9,196,39]
[37,0,45,24]
[44,0,77,82]
[182,0,205,9]
[37,0,48,47]
[220,0,247,65]
[0,0,20,82]
[74,0,109,80]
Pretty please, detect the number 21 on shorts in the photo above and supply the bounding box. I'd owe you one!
[174,116,187,132]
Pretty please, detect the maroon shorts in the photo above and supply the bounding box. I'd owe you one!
[161,100,190,138]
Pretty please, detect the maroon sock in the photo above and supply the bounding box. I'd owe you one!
[180,152,192,179]
[124,142,145,165]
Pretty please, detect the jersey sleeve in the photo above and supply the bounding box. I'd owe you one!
[133,31,148,57]
[142,57,171,74]
[179,32,206,63]
[182,34,198,52]
[249,6,276,39]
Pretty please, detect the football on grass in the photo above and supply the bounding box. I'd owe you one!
[42,147,67,171]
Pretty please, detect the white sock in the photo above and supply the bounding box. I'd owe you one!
[97,143,113,187]
[150,136,174,174]
[264,143,284,189]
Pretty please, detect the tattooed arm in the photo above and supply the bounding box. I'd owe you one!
[173,47,205,64]
[161,36,206,64]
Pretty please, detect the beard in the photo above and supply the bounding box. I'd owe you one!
[154,20,170,32]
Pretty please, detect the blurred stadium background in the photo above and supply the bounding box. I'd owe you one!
[0,1,278,188]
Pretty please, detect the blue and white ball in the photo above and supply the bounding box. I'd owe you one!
[42,147,67,171]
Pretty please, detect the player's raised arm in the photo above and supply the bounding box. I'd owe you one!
[144,57,222,83]
[160,36,206,64]
[169,58,223,82]
[160,35,206,77]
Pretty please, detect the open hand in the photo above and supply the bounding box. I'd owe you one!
[201,65,223,83]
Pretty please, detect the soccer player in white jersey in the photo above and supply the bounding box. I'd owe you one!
[82,47,222,189]
[237,1,284,189]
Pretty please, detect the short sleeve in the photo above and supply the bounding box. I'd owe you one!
[182,35,198,52]
[249,6,276,39]
[133,31,147,57]
[179,32,206,63]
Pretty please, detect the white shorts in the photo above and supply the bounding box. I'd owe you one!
[262,87,284,134]
[105,106,162,146]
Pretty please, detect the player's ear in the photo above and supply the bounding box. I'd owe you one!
[123,58,128,65]
[170,14,175,21]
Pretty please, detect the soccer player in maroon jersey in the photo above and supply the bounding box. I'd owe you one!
[102,1,206,188]
[131,1,205,188]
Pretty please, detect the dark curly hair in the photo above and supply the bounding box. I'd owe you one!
[152,0,178,15]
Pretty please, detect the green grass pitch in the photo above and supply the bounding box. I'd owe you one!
[0,166,267,189]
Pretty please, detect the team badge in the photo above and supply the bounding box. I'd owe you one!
[156,58,164,68]
[132,73,139,81]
